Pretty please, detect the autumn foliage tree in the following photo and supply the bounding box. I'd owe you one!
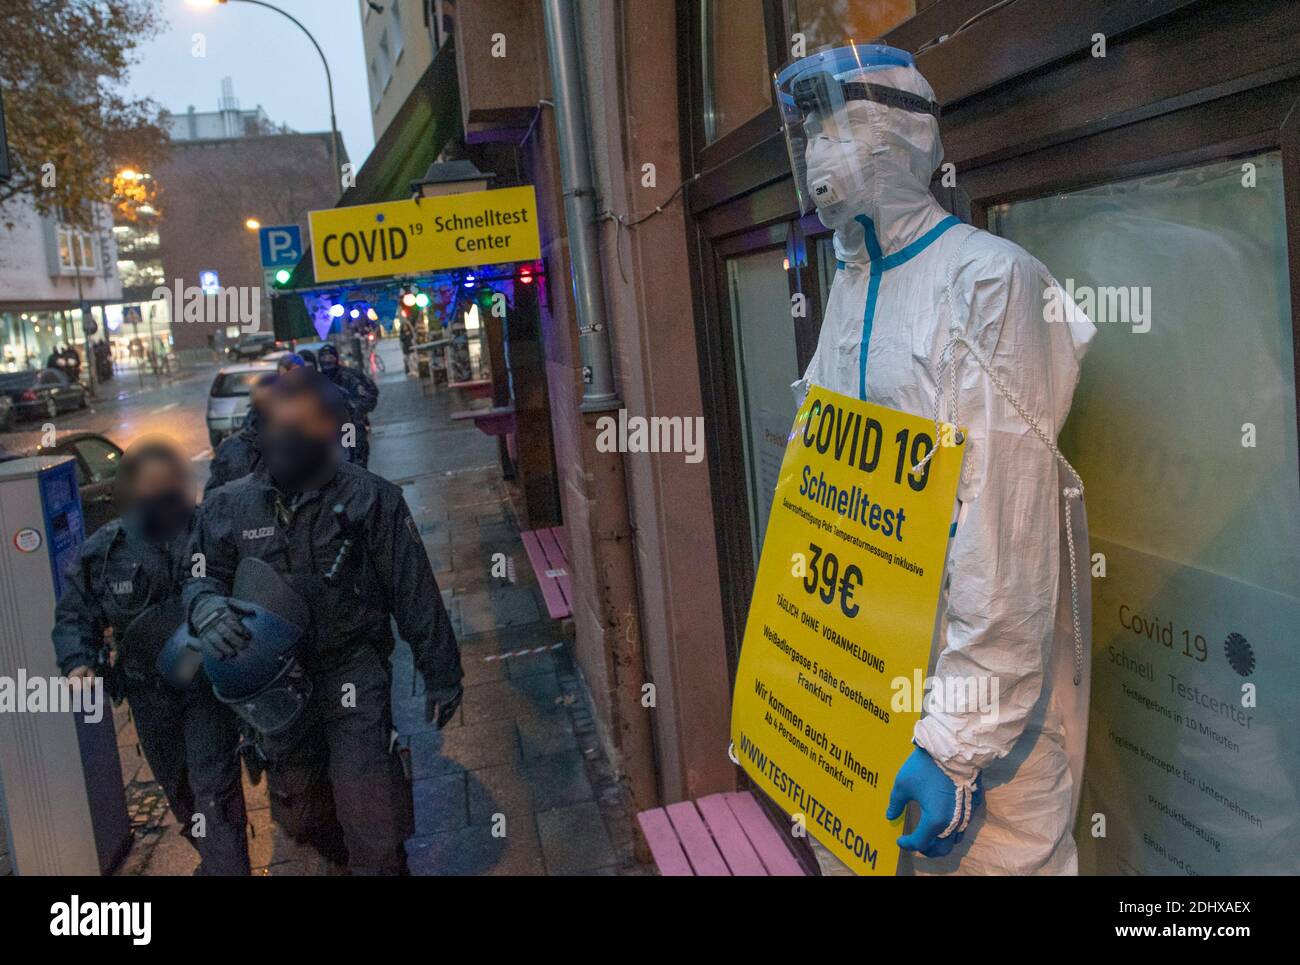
[0,0,169,228]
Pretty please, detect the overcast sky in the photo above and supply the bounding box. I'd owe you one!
[127,0,377,169]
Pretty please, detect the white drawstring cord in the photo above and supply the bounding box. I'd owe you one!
[939,774,979,839]
[911,329,1087,687]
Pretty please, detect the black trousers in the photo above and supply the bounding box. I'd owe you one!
[260,647,413,875]
[350,421,371,469]
[127,679,250,875]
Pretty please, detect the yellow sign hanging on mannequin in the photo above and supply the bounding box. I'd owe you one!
[308,186,540,283]
[730,385,964,875]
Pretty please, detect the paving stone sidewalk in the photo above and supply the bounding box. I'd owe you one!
[116,341,642,875]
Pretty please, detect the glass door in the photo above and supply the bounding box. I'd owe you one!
[726,247,802,559]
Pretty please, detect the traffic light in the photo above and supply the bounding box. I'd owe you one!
[274,268,292,287]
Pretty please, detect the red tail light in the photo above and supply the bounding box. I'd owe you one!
[20,389,36,402]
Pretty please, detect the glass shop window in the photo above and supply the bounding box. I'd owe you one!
[728,248,801,558]
[991,150,1299,599]
[992,150,1300,877]
[702,0,772,144]
[784,0,916,52]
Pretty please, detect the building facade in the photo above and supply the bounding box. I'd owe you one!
[361,0,451,142]
[350,0,1300,867]
[164,77,285,143]
[0,194,120,373]
[153,127,338,354]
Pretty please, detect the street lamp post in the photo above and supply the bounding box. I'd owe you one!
[190,0,340,189]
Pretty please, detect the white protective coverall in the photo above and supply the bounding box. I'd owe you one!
[791,57,1097,875]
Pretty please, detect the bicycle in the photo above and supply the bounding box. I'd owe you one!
[366,333,386,375]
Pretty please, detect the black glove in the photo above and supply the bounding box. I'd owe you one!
[424,683,463,730]
[191,594,253,659]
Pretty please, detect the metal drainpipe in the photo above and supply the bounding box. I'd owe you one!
[540,0,659,819]
[541,0,620,413]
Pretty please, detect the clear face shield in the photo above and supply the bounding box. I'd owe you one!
[775,45,939,217]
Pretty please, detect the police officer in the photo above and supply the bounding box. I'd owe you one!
[204,373,276,497]
[183,371,462,875]
[316,342,378,468]
[276,353,306,376]
[53,439,250,875]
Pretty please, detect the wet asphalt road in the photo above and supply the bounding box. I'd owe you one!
[0,363,223,486]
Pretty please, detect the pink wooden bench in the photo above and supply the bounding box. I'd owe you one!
[448,378,493,400]
[636,791,809,876]
[520,526,573,620]
[450,404,516,438]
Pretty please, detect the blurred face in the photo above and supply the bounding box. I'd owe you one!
[262,389,341,491]
[249,381,276,415]
[318,350,338,373]
[266,390,337,443]
[132,455,191,504]
[127,453,194,539]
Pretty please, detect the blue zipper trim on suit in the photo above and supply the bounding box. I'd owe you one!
[852,214,961,400]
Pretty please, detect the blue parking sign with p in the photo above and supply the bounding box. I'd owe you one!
[259,224,303,268]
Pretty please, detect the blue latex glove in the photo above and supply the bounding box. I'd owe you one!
[885,745,982,858]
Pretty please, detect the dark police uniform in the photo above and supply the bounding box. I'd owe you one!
[183,461,461,875]
[52,518,250,875]
[204,423,263,497]
[322,365,379,468]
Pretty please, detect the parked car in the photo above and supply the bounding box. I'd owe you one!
[36,432,125,534]
[292,340,332,359]
[227,332,284,361]
[0,368,88,421]
[0,394,14,432]
[206,362,276,446]
[0,432,125,535]
[263,340,332,370]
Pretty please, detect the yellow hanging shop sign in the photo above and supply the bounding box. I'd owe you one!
[308,186,540,283]
[730,385,964,875]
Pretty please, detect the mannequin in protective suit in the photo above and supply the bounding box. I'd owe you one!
[52,439,250,875]
[779,46,1096,875]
